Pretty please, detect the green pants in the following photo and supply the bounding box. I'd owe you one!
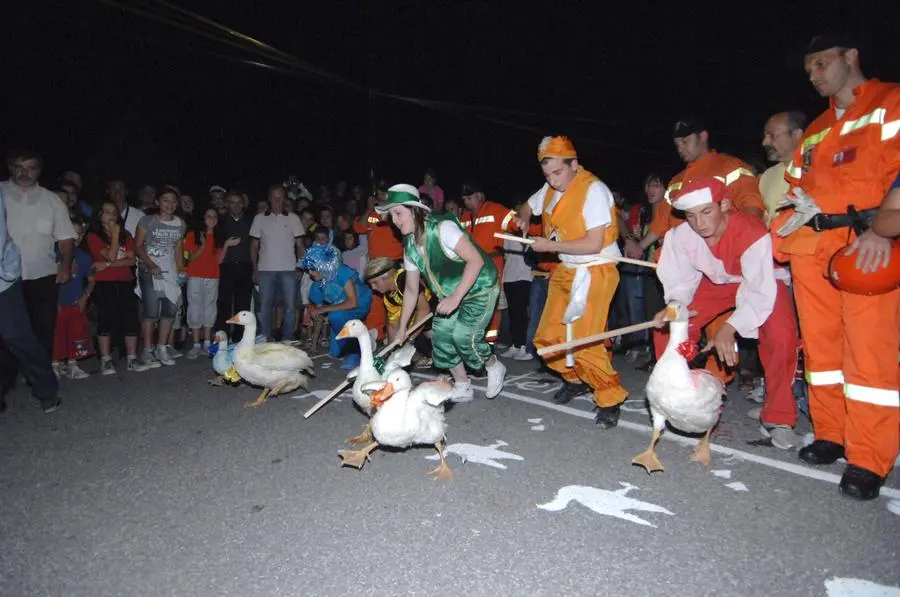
[431,285,498,371]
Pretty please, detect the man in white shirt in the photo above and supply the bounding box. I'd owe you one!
[250,184,306,339]
[0,149,76,362]
[107,180,145,237]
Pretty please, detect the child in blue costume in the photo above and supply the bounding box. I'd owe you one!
[301,238,372,369]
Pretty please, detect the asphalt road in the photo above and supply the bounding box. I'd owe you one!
[1,349,898,597]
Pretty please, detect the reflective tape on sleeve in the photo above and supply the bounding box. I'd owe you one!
[802,128,831,150]
[844,383,900,407]
[805,369,844,386]
[882,119,900,142]
[723,167,755,186]
[501,211,515,230]
[785,162,803,179]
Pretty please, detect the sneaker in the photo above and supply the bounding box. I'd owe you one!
[51,361,67,379]
[41,398,61,414]
[155,346,176,366]
[760,424,801,450]
[500,345,520,358]
[66,361,90,380]
[746,406,762,420]
[747,378,766,404]
[513,346,534,361]
[164,344,183,359]
[485,358,507,399]
[449,381,474,403]
[414,356,433,369]
[126,357,148,372]
[552,382,590,405]
[185,345,203,360]
[141,349,162,369]
[100,358,117,376]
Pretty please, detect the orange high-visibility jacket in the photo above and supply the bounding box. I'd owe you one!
[778,79,900,259]
[459,200,518,271]
[353,211,404,260]
[666,151,765,230]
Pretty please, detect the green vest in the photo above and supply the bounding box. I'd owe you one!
[403,213,498,300]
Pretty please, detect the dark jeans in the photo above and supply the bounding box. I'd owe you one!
[23,275,58,359]
[216,262,254,341]
[526,275,549,355]
[0,280,59,404]
[504,280,531,347]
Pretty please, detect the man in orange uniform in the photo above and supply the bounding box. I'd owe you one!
[666,119,767,382]
[516,136,628,428]
[459,183,518,344]
[773,33,899,500]
[353,181,404,340]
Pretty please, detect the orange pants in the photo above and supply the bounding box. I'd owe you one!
[364,295,386,342]
[534,263,628,407]
[791,253,899,477]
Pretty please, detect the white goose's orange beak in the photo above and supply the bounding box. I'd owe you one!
[664,305,678,321]
[370,383,394,409]
[336,325,351,339]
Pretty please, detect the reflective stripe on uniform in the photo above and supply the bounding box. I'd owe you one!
[714,167,755,186]
[474,215,495,225]
[839,107,885,136]
[664,182,682,202]
[485,330,498,339]
[802,128,831,150]
[883,119,900,141]
[501,211,515,230]
[844,383,900,407]
[805,369,844,386]
[786,162,803,179]
[367,216,380,224]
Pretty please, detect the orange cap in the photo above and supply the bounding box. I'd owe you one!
[537,136,577,161]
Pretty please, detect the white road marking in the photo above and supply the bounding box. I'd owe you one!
[410,372,900,500]
[711,470,732,479]
[537,482,674,528]
[725,481,748,492]
[425,440,524,469]
[887,500,900,517]
[825,578,900,596]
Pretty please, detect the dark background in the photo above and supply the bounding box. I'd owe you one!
[3,1,898,206]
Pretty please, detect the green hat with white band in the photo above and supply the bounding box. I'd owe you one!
[374,183,431,214]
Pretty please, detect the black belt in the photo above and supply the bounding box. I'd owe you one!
[804,207,877,233]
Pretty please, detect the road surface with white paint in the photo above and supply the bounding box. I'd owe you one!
[0,351,897,596]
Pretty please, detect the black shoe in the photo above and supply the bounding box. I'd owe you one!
[552,382,589,405]
[636,359,655,373]
[594,404,620,429]
[798,439,845,465]
[41,398,61,414]
[839,464,883,501]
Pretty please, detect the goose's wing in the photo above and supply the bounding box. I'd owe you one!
[410,380,453,407]
[384,344,417,373]
[243,344,315,373]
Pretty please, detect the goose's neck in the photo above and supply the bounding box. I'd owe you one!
[357,332,374,370]
[664,321,690,352]
[235,321,257,353]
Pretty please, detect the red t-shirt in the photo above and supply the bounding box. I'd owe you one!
[183,231,221,278]
[86,232,135,282]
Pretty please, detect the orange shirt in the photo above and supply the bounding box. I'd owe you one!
[184,231,222,278]
[666,150,765,231]
[647,200,672,238]
[353,211,404,260]
[460,200,518,271]
[777,79,900,259]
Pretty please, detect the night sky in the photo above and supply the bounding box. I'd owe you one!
[5,1,899,206]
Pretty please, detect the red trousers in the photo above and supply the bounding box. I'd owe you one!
[654,279,800,426]
[364,294,387,342]
[53,303,92,361]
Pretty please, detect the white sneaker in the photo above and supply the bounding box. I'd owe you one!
[155,346,176,366]
[66,361,89,380]
[760,424,801,450]
[485,358,507,399]
[185,345,203,360]
[126,357,148,372]
[51,361,67,379]
[513,346,534,361]
[165,345,183,359]
[449,382,474,403]
[141,349,162,369]
[100,358,117,376]
[500,345,519,358]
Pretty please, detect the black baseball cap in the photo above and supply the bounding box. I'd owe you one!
[805,32,861,55]
[460,182,483,197]
[672,118,706,139]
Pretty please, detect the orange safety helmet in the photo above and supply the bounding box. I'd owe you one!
[828,241,900,295]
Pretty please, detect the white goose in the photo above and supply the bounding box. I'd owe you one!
[338,369,453,480]
[226,311,315,408]
[336,319,416,444]
[632,301,725,473]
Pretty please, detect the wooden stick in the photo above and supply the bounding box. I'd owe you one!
[303,313,434,418]
[493,233,657,269]
[537,319,661,356]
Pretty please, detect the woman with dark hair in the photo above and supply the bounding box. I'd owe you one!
[85,201,147,374]
[378,183,506,403]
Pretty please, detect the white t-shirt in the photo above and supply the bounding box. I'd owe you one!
[502,238,533,283]
[526,180,622,267]
[403,220,463,272]
[250,212,305,272]
[0,181,77,280]
[120,204,145,238]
